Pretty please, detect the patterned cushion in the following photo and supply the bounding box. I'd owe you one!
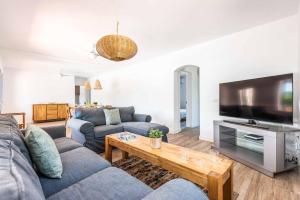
[25,125,63,178]
[104,109,121,125]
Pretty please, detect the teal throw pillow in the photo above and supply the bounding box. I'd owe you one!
[104,109,121,125]
[24,125,63,178]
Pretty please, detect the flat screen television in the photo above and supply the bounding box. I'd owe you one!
[219,73,293,124]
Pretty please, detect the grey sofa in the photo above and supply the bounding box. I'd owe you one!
[68,106,169,153]
[0,115,208,200]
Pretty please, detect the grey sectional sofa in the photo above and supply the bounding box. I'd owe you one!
[0,115,208,200]
[68,106,169,153]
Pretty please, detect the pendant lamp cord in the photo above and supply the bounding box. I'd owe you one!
[116,21,119,35]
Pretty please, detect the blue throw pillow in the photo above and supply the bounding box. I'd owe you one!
[104,109,122,125]
[24,125,63,178]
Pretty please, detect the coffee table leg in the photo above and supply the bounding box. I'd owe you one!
[208,172,220,200]
[105,137,112,163]
[122,151,129,159]
[223,168,233,200]
[208,170,232,200]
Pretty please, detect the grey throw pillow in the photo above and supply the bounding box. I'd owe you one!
[104,109,121,125]
[24,125,63,178]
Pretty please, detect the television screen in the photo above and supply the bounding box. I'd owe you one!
[219,74,293,124]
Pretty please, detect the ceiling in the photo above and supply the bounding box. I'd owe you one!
[0,0,299,73]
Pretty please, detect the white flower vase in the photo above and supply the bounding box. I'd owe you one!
[150,137,162,149]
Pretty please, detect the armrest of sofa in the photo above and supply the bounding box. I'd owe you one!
[133,114,152,122]
[142,179,208,200]
[67,118,95,144]
[42,125,66,139]
[67,118,94,135]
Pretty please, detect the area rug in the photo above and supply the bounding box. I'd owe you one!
[113,155,239,199]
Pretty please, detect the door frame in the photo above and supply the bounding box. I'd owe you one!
[174,65,200,133]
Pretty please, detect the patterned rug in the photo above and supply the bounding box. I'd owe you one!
[113,155,239,199]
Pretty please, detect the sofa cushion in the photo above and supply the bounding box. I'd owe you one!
[142,179,208,200]
[0,140,45,200]
[47,167,153,200]
[94,125,124,138]
[40,147,111,197]
[25,125,63,178]
[0,115,32,165]
[122,122,169,136]
[104,109,121,125]
[75,108,106,126]
[118,106,135,122]
[54,138,82,153]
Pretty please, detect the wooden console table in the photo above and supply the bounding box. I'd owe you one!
[105,133,233,200]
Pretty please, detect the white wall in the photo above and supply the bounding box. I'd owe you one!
[1,56,76,123]
[2,68,75,122]
[91,15,298,140]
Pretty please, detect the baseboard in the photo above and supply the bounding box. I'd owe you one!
[172,128,182,134]
[199,135,213,142]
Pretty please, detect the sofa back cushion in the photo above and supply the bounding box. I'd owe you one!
[0,115,32,165]
[0,140,45,200]
[75,108,106,126]
[117,106,135,122]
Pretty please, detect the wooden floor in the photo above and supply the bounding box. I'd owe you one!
[38,121,300,199]
[168,128,300,200]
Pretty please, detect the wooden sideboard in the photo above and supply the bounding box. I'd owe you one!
[32,104,69,123]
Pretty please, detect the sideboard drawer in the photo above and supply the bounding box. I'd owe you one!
[47,114,58,120]
[47,105,58,110]
[47,110,58,115]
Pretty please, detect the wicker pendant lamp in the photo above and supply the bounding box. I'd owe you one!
[94,79,102,90]
[96,22,137,61]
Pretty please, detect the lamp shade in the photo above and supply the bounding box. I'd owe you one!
[94,79,102,90]
[96,34,137,61]
[84,81,91,90]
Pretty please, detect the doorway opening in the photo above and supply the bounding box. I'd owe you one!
[75,76,91,106]
[174,65,200,133]
[180,72,188,128]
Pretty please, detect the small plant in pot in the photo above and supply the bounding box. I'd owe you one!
[149,129,164,149]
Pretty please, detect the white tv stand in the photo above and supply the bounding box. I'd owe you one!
[213,120,299,177]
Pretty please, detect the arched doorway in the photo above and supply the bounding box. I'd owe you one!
[174,65,200,133]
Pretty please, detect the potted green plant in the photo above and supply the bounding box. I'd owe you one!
[149,129,164,149]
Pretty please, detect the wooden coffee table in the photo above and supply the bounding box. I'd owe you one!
[105,133,233,200]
